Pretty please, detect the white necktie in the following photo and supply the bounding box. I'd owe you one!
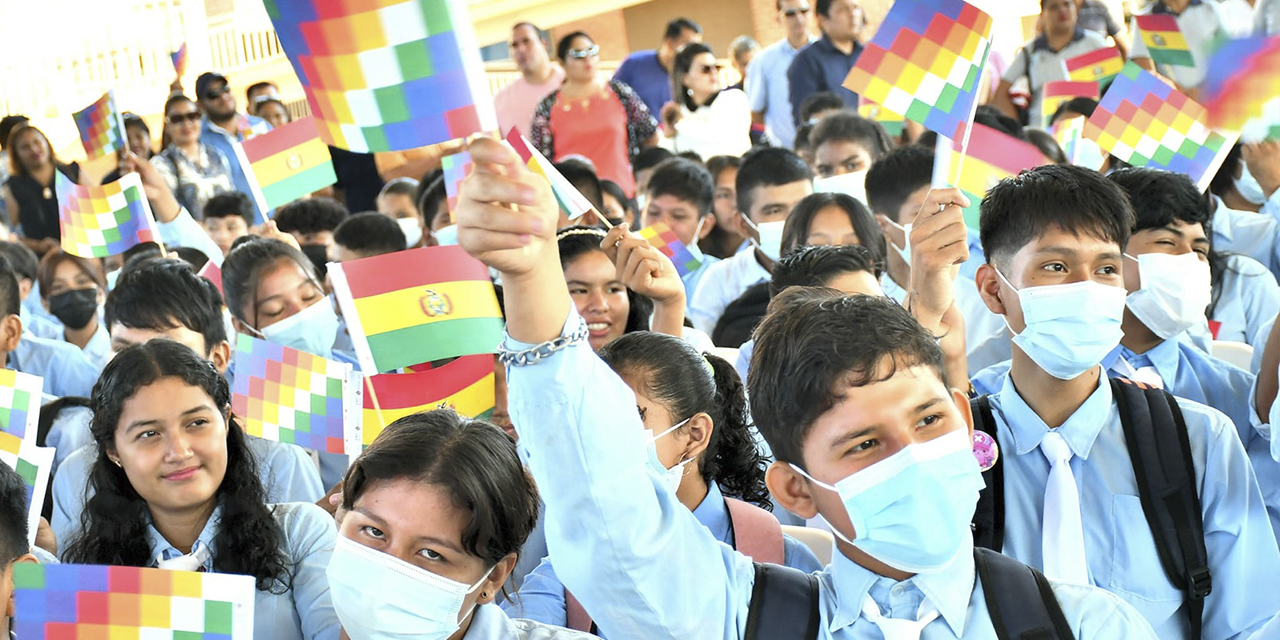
[861,596,939,640]
[1040,431,1089,585]
[155,542,211,572]
[1112,357,1164,389]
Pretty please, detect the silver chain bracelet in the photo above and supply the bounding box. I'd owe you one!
[498,320,590,367]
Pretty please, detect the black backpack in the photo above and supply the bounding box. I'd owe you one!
[971,376,1211,640]
[712,282,771,348]
[743,548,1074,640]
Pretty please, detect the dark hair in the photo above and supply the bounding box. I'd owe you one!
[36,249,105,301]
[1049,96,1098,124]
[598,332,770,509]
[122,112,150,138]
[664,17,702,41]
[222,237,321,326]
[202,192,255,225]
[511,22,545,40]
[272,197,350,235]
[342,410,539,565]
[556,31,593,62]
[1209,143,1244,199]
[1025,129,1067,165]
[0,460,26,564]
[865,145,934,223]
[0,255,19,318]
[816,0,836,18]
[105,258,227,355]
[780,192,885,264]
[554,159,604,211]
[415,171,448,229]
[794,123,814,154]
[646,158,714,216]
[706,155,741,183]
[809,111,893,161]
[0,241,38,284]
[772,244,882,295]
[253,98,289,122]
[173,247,211,271]
[556,226,653,334]
[672,43,715,111]
[980,164,1134,271]
[163,94,196,117]
[799,92,844,124]
[600,180,637,223]
[333,212,408,258]
[6,125,61,177]
[736,147,813,216]
[245,81,277,104]
[634,147,676,179]
[0,115,29,151]
[63,340,290,592]
[748,289,946,465]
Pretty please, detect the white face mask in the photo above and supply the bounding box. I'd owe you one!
[742,215,786,261]
[257,295,341,357]
[1235,163,1268,206]
[327,536,493,640]
[884,219,911,267]
[1125,252,1213,340]
[644,417,693,494]
[814,170,869,205]
[397,217,424,247]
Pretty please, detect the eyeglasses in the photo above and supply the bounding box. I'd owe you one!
[566,45,599,60]
[166,112,202,125]
[202,85,232,101]
[783,5,811,17]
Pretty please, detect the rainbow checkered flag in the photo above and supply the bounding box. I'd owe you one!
[843,0,993,141]
[14,564,255,639]
[72,90,127,159]
[262,0,497,152]
[0,444,53,547]
[231,334,361,456]
[1201,37,1280,140]
[56,172,159,258]
[1084,62,1236,191]
[170,42,188,76]
[0,368,43,457]
[638,223,702,278]
[441,151,473,215]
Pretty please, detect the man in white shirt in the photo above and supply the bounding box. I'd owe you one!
[494,23,565,138]
[993,0,1109,127]
[746,0,818,149]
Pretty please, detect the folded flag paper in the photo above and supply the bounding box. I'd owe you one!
[638,223,702,278]
[56,171,159,258]
[1084,62,1234,191]
[1134,14,1195,67]
[0,368,43,456]
[355,354,494,449]
[1200,36,1280,134]
[72,90,127,159]
[1064,47,1124,87]
[505,128,595,221]
[933,122,1047,229]
[14,563,256,639]
[858,99,905,137]
[235,116,336,214]
[329,245,504,373]
[262,0,497,153]
[1053,116,1105,170]
[231,334,361,456]
[441,150,473,215]
[171,42,188,76]
[0,444,53,547]
[1040,80,1100,128]
[843,0,994,141]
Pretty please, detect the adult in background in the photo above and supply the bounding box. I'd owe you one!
[531,32,659,196]
[727,36,758,92]
[1075,0,1129,57]
[660,44,752,160]
[613,18,703,116]
[1130,0,1229,97]
[993,0,1108,127]
[787,0,864,127]
[495,22,565,138]
[195,72,271,221]
[153,95,234,221]
[1,125,79,255]
[747,0,818,149]
[0,115,29,195]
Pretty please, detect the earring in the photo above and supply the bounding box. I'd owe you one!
[111,458,123,468]
[479,591,488,599]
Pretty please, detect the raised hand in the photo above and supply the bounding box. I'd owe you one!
[455,137,558,279]
[906,187,971,334]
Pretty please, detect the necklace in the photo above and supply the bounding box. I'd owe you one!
[42,186,52,199]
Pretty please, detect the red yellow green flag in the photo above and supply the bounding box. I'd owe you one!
[1064,47,1124,87]
[1134,14,1195,67]
[236,116,336,214]
[933,122,1048,229]
[356,354,495,449]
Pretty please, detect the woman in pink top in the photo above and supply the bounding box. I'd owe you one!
[530,32,659,196]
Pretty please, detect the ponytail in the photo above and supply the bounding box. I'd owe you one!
[700,353,770,510]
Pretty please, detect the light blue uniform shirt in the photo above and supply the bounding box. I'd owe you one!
[1213,197,1280,283]
[42,401,91,476]
[1211,254,1280,347]
[9,332,100,398]
[464,602,598,639]
[745,36,816,149]
[682,254,720,313]
[144,502,339,640]
[20,304,62,340]
[505,310,1159,639]
[982,366,1280,639]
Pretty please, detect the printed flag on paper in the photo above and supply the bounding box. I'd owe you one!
[354,354,494,450]
[638,223,702,277]
[14,563,256,639]
[0,445,53,547]
[1064,47,1124,87]
[235,116,337,214]
[505,128,595,221]
[199,260,223,295]
[441,150,473,215]
[1134,14,1195,67]
[1200,37,1280,135]
[858,99,905,137]
[1040,80,1100,128]
[329,245,504,373]
[933,122,1047,229]
[262,0,497,153]
[170,42,188,76]
[0,368,43,456]
[1053,117,1105,170]
[72,90,127,159]
[56,172,159,258]
[231,334,360,456]
[1084,62,1235,191]
[842,0,994,141]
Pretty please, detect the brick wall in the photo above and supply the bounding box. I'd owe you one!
[549,10,632,62]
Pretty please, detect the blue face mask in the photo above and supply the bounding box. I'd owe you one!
[1235,163,1268,206]
[996,269,1126,380]
[259,296,341,357]
[792,430,984,574]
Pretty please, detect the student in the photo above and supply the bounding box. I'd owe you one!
[414,172,452,247]
[690,147,814,333]
[452,137,1158,638]
[272,197,350,275]
[0,241,61,339]
[971,164,1280,638]
[61,340,338,639]
[631,147,674,206]
[330,410,595,639]
[376,177,423,247]
[0,257,99,399]
[1208,145,1280,282]
[702,156,746,260]
[201,192,254,257]
[807,110,893,181]
[329,212,407,263]
[51,258,325,546]
[0,462,38,639]
[599,179,637,228]
[638,158,719,302]
[505,332,822,632]
[36,250,108,366]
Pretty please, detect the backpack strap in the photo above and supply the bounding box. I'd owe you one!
[975,547,1074,640]
[725,497,785,566]
[564,590,596,634]
[743,562,820,640]
[1109,377,1210,640]
[970,395,1005,552]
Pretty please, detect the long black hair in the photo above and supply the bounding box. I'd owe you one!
[222,236,321,328]
[556,226,653,334]
[598,331,770,509]
[781,192,885,264]
[62,340,291,593]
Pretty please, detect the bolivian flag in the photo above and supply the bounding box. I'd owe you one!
[1040,80,1100,128]
[237,116,337,215]
[505,128,594,222]
[933,122,1048,229]
[1064,47,1124,88]
[358,354,495,448]
[1134,15,1194,67]
[329,245,503,373]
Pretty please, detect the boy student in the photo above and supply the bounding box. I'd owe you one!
[329,212,407,263]
[455,136,1158,638]
[49,258,325,547]
[0,241,61,339]
[1,461,38,638]
[638,158,719,302]
[971,164,1280,639]
[201,192,254,257]
[689,147,813,333]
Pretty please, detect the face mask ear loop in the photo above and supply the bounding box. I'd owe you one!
[786,463,858,546]
[739,213,762,250]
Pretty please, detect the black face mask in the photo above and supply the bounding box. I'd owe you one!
[49,288,99,330]
[301,244,329,278]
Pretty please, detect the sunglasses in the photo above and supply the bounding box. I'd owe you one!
[783,5,811,17]
[566,45,599,59]
[695,63,721,75]
[203,85,232,101]
[165,111,202,125]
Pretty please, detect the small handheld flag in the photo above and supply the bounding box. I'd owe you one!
[1064,47,1124,87]
[1200,37,1280,135]
[354,354,495,449]
[235,116,337,215]
[0,444,53,547]
[441,150,473,217]
[72,90,127,159]
[57,172,160,258]
[1134,14,1195,67]
[933,122,1047,229]
[1053,117,1105,170]
[199,260,224,295]
[505,128,596,223]
[0,368,43,456]
[171,42,188,77]
[638,223,702,278]
[1040,80,1100,128]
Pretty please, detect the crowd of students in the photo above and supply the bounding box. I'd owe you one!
[2,0,1280,638]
